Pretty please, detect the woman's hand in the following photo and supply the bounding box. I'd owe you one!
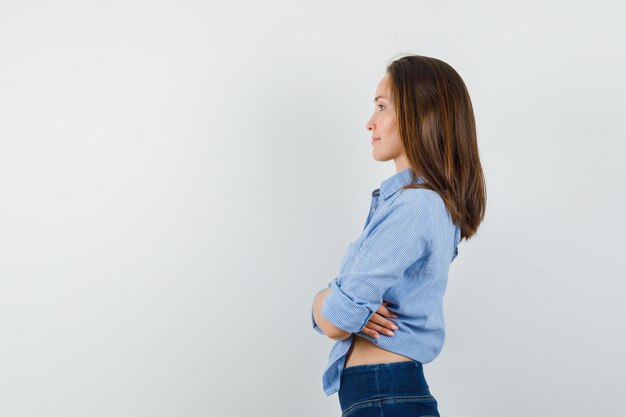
[360,300,399,339]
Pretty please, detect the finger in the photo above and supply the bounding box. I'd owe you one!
[365,318,396,336]
[380,300,397,317]
[370,312,399,331]
[377,304,399,319]
[360,326,380,339]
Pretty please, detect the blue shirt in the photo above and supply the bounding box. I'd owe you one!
[312,167,461,396]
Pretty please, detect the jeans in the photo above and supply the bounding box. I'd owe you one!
[338,360,440,417]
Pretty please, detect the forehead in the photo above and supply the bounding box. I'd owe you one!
[375,74,391,99]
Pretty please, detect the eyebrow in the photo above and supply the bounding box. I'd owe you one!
[374,95,389,102]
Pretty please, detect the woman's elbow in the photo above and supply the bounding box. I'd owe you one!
[313,289,352,340]
[328,328,352,341]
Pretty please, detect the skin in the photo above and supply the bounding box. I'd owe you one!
[313,288,399,340]
[366,73,411,174]
[312,72,411,341]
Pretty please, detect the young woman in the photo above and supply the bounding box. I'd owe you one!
[312,54,486,416]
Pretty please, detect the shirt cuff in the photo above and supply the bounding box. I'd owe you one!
[321,279,375,334]
[311,307,326,335]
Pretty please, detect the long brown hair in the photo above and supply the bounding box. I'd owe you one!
[386,54,486,241]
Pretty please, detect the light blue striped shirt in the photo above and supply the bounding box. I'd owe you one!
[312,167,461,396]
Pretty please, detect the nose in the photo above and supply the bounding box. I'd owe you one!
[365,115,374,131]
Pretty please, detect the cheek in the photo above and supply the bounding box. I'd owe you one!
[381,113,397,129]
[381,117,398,138]
[378,117,389,135]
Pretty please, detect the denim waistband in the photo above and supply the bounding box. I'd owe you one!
[338,360,433,412]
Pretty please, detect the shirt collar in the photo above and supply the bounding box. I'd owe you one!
[373,167,425,200]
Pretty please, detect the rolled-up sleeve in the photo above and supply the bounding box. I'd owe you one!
[311,299,327,335]
[321,192,433,334]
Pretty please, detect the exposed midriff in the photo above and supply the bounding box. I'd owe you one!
[344,334,414,368]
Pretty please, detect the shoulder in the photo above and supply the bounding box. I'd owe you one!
[398,187,449,216]
[383,188,436,240]
[393,187,438,213]
[396,188,456,244]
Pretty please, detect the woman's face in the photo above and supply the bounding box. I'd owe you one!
[365,73,408,170]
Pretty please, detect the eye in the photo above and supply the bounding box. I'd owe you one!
[377,104,385,111]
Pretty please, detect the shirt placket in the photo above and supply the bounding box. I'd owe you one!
[363,188,380,230]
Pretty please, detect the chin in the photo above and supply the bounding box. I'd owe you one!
[372,152,392,162]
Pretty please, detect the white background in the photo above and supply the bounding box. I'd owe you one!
[1,1,624,416]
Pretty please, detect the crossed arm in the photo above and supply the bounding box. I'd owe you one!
[312,287,400,341]
[312,288,352,340]
[311,193,433,342]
